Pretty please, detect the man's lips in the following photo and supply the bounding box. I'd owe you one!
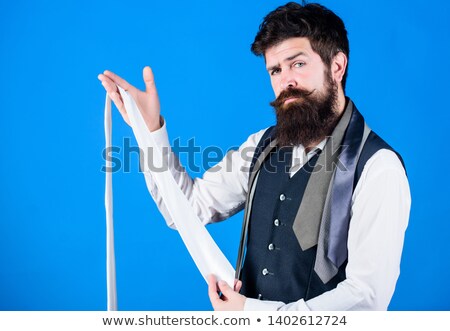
[284,97,299,105]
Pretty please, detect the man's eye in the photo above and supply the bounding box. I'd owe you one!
[293,62,305,68]
[271,68,281,75]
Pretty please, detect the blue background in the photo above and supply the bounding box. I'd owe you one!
[1,0,449,310]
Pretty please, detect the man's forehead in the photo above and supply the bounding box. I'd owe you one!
[264,37,314,65]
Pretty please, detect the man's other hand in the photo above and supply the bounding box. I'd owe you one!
[208,274,246,311]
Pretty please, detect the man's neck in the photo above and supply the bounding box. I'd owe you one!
[336,91,347,116]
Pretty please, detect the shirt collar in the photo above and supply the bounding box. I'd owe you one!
[293,137,328,157]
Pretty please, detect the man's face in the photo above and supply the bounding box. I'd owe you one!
[265,37,328,101]
[264,37,341,148]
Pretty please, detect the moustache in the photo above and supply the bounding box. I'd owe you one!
[270,88,314,108]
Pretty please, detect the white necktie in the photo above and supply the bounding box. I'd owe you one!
[104,88,235,310]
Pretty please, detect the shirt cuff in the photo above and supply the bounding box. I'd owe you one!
[149,116,170,149]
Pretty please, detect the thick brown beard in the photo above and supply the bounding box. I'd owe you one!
[270,73,340,148]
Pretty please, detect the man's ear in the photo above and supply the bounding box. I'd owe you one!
[331,51,348,84]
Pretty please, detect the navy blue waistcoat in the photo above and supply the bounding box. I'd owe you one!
[240,127,404,303]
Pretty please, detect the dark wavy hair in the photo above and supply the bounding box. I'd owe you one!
[251,2,350,90]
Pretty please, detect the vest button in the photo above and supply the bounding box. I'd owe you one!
[279,194,286,201]
[268,243,275,251]
[262,268,269,276]
[274,219,280,226]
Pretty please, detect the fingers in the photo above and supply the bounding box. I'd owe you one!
[143,66,157,95]
[110,91,131,126]
[103,70,134,93]
[98,74,118,94]
[208,275,221,308]
[208,275,219,299]
[98,73,131,126]
[98,74,123,108]
[98,67,159,129]
[234,279,243,292]
[217,280,234,298]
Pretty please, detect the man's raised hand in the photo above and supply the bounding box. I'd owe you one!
[98,66,162,131]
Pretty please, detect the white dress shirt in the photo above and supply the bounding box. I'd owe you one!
[139,120,411,311]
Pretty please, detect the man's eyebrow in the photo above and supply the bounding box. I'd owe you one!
[266,51,308,72]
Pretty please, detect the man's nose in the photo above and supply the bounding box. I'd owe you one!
[280,70,298,90]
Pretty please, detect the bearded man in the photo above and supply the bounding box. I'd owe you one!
[99,2,411,311]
